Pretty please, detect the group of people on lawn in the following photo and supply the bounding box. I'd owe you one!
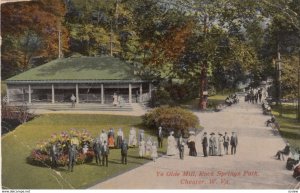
[59,127,159,172]
[56,126,238,172]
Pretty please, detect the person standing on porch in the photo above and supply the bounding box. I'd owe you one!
[113,93,118,106]
[135,91,139,103]
[70,94,76,108]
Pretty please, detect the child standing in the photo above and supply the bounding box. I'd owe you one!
[151,142,158,162]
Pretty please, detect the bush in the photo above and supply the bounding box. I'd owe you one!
[148,88,173,107]
[148,81,199,107]
[28,128,94,167]
[143,107,200,134]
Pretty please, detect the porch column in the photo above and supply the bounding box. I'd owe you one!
[28,84,31,104]
[129,83,132,103]
[76,83,79,104]
[101,84,104,104]
[149,83,152,98]
[52,84,55,103]
[6,85,10,103]
[139,83,143,103]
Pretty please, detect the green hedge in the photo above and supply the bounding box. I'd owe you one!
[143,107,199,133]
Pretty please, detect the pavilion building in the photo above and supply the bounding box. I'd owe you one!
[5,56,152,106]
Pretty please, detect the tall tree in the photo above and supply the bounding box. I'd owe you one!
[1,0,68,79]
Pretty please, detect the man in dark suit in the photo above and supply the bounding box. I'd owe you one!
[50,142,58,168]
[223,132,230,155]
[230,132,238,155]
[178,135,185,160]
[93,139,102,165]
[68,144,77,172]
[275,143,290,160]
[202,132,208,157]
[121,139,129,164]
[101,141,109,167]
[157,126,163,148]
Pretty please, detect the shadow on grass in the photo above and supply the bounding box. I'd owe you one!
[279,130,300,140]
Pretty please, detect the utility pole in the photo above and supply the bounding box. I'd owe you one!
[199,14,208,110]
[110,22,113,56]
[58,26,63,59]
[277,43,282,117]
[298,48,300,121]
[109,0,119,57]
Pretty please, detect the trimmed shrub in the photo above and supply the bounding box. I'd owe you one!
[28,128,94,167]
[143,107,199,134]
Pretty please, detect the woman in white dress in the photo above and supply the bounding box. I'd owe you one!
[167,131,177,156]
[139,139,146,158]
[145,137,153,156]
[100,129,108,144]
[128,127,137,147]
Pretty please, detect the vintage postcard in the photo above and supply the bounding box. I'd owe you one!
[1,0,300,191]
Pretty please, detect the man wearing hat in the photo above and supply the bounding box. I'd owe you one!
[218,133,224,156]
[68,143,77,172]
[93,139,102,165]
[275,143,290,160]
[120,139,129,164]
[223,132,230,155]
[230,131,238,155]
[157,126,163,148]
[209,132,217,156]
[201,132,208,157]
[178,134,185,160]
[101,140,109,167]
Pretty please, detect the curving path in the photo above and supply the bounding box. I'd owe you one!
[90,98,298,189]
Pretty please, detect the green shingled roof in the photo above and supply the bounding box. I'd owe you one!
[7,56,142,82]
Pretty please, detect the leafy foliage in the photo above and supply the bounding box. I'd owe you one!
[143,107,199,133]
[1,0,69,79]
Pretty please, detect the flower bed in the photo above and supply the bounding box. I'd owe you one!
[28,128,94,167]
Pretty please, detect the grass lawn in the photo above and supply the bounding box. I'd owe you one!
[180,94,227,110]
[271,104,300,151]
[2,114,166,189]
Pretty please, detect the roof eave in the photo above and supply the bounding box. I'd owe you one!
[6,79,151,84]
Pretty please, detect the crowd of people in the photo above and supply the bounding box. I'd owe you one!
[225,94,239,106]
[164,129,239,160]
[245,87,265,104]
[58,127,161,172]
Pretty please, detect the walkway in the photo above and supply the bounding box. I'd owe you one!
[90,99,298,189]
[29,103,146,116]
